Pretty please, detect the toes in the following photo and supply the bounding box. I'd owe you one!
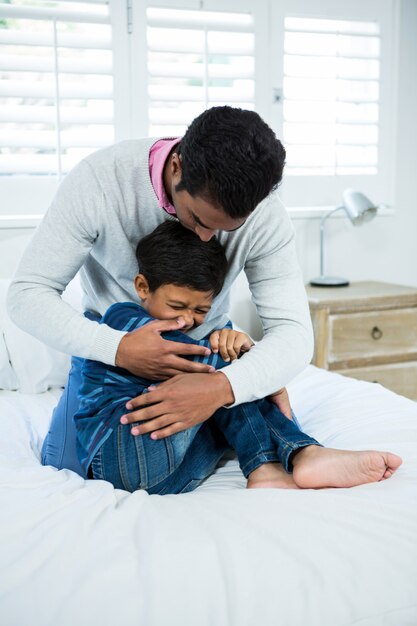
[382,467,397,480]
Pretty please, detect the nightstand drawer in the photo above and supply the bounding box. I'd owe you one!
[328,308,417,366]
[339,362,417,401]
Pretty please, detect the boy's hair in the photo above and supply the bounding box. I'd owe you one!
[135,220,228,297]
[176,106,286,219]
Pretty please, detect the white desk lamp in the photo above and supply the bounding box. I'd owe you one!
[310,188,378,287]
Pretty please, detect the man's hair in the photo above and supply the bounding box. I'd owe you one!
[176,106,286,219]
[135,220,228,297]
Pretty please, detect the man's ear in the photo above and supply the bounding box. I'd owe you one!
[134,274,150,301]
[171,152,182,183]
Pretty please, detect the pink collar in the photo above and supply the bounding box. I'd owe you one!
[149,137,181,215]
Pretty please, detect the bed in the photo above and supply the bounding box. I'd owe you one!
[1,280,417,626]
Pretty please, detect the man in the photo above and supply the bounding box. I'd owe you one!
[7,106,313,477]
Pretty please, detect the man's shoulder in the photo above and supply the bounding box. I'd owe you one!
[84,138,158,169]
[218,190,290,249]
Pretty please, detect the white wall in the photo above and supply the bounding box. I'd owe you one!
[1,0,416,339]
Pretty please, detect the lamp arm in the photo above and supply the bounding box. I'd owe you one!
[319,206,344,278]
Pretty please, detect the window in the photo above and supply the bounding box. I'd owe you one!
[0,0,114,179]
[270,0,397,207]
[0,0,397,222]
[283,16,380,177]
[134,2,257,138]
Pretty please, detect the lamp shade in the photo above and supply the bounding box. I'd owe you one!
[342,188,377,225]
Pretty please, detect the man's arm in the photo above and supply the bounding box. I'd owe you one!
[119,196,312,437]
[6,160,125,363]
[217,193,314,406]
[116,314,235,438]
[7,159,214,375]
[122,318,293,439]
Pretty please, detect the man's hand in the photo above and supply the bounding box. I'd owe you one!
[209,328,254,362]
[268,387,292,420]
[115,317,216,379]
[120,372,235,439]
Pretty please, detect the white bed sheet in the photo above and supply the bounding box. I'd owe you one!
[0,366,416,626]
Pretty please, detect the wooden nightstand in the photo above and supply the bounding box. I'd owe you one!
[306,281,417,401]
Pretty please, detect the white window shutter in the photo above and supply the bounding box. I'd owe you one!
[0,0,114,178]
[283,17,380,177]
[270,0,397,208]
[139,2,256,137]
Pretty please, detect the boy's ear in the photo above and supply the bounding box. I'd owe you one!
[134,274,150,301]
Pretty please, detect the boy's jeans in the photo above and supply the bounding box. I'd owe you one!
[91,397,319,494]
[42,357,320,494]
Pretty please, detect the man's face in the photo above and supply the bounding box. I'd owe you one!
[173,188,246,242]
[169,153,246,241]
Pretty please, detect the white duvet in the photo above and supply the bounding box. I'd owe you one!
[1,366,416,626]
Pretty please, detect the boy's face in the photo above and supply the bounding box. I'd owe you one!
[135,275,213,331]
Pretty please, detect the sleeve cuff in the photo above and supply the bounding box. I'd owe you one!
[219,361,256,407]
[89,323,127,366]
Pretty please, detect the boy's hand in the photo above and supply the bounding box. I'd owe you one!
[209,329,254,362]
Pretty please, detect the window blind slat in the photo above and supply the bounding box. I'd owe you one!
[285,18,379,36]
[0,153,96,175]
[1,129,113,149]
[0,105,113,124]
[148,61,254,80]
[0,5,110,24]
[0,81,112,99]
[57,0,108,4]
[147,9,253,31]
[2,54,112,75]
[147,30,254,55]
[0,29,111,50]
[149,85,254,103]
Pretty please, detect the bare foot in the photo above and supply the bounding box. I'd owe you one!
[247,462,299,490]
[292,445,403,489]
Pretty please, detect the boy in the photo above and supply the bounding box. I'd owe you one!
[74,221,402,494]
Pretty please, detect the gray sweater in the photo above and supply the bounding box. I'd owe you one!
[7,139,313,406]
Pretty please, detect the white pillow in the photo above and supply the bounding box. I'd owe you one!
[0,277,83,393]
[0,281,19,390]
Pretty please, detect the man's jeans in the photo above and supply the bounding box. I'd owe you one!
[42,357,320,495]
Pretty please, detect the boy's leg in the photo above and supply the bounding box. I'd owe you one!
[41,356,87,478]
[90,418,230,495]
[256,398,322,472]
[212,398,321,478]
[212,404,280,478]
[41,310,101,479]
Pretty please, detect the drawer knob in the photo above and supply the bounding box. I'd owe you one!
[371,326,383,340]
